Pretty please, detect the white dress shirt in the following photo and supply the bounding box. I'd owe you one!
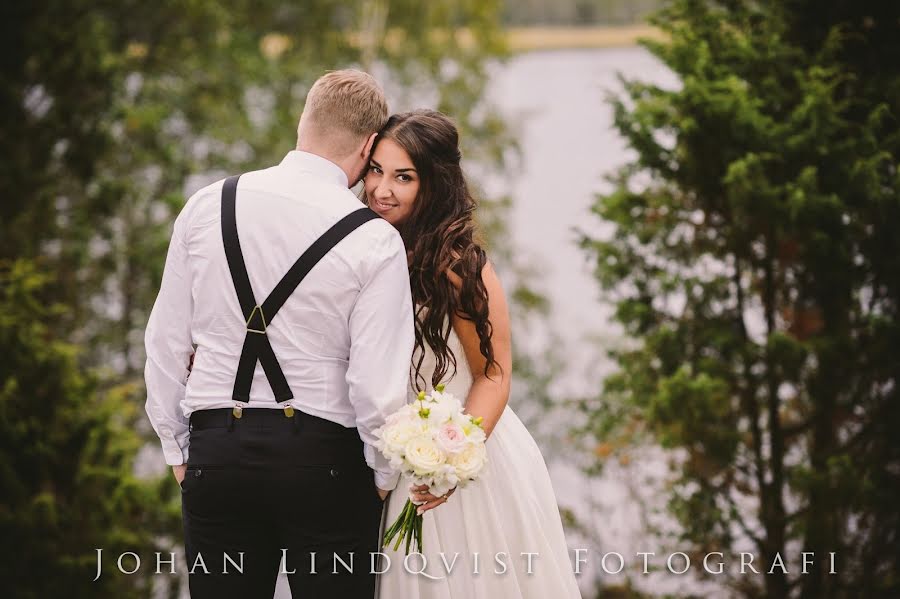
[144,151,414,490]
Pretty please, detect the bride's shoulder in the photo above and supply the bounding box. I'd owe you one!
[444,258,500,292]
[445,267,464,291]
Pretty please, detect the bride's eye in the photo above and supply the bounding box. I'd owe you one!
[369,165,382,174]
[397,174,412,183]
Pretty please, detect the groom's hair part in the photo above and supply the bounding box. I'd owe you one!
[297,70,388,159]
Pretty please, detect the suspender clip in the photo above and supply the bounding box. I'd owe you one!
[286,405,301,434]
[246,305,267,334]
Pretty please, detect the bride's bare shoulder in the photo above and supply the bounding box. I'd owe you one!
[445,258,499,292]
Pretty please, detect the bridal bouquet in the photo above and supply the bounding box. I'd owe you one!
[374,384,488,554]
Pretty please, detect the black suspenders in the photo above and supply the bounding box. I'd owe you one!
[220,174,379,412]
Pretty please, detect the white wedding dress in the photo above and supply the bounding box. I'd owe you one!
[376,330,582,599]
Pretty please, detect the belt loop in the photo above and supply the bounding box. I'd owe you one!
[228,407,236,432]
[292,412,301,435]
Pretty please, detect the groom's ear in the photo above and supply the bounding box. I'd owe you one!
[362,132,378,159]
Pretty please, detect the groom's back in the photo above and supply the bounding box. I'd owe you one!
[145,70,411,599]
[175,151,406,424]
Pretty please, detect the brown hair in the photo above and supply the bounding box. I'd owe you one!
[298,70,389,155]
[367,109,497,391]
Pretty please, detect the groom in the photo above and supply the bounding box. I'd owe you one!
[144,70,413,598]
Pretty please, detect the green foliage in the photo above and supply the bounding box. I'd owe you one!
[580,1,900,597]
[0,260,182,598]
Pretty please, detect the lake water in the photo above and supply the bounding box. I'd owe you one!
[488,45,679,391]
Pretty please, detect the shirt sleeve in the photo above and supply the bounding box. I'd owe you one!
[144,208,194,466]
[345,227,415,491]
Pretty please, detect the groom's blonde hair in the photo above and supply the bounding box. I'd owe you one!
[297,70,389,158]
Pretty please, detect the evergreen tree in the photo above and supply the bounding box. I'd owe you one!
[0,260,181,597]
[581,1,900,597]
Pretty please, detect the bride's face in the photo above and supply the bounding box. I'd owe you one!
[364,138,420,227]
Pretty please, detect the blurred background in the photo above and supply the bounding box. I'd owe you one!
[2,1,898,598]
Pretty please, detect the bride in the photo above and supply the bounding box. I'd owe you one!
[363,109,582,598]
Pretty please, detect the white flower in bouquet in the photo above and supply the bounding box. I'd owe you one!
[381,416,425,456]
[404,435,447,475]
[373,383,488,554]
[422,472,459,498]
[420,392,461,424]
[449,441,488,480]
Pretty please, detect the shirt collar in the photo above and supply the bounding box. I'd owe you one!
[279,150,349,188]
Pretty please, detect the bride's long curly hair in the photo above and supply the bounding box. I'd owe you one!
[366,109,496,391]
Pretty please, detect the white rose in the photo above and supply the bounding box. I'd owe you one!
[381,419,422,455]
[404,435,447,476]
[449,442,487,481]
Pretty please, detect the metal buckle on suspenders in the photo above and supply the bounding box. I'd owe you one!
[246,305,267,334]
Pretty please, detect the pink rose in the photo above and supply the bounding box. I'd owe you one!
[435,422,467,454]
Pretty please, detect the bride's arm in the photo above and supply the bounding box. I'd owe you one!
[411,262,512,514]
[450,261,512,438]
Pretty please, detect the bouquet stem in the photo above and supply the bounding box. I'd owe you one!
[383,499,423,554]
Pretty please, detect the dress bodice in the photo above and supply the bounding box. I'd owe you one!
[407,327,473,403]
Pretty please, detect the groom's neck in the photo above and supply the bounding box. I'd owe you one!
[294,143,357,189]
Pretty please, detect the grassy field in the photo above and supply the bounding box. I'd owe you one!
[506,25,664,52]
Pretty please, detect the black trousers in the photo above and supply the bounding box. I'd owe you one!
[180,408,385,599]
